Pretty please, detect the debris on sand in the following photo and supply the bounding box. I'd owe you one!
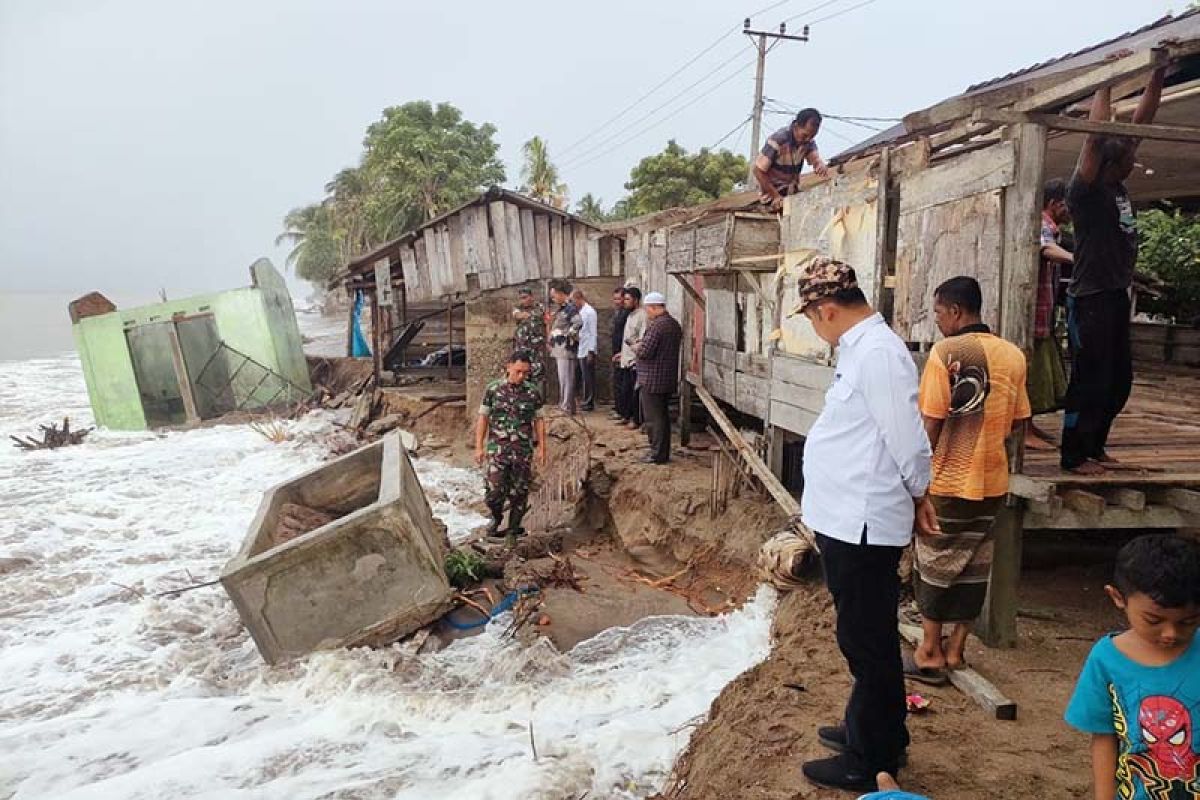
[10,417,92,451]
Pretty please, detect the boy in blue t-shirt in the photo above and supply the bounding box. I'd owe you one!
[1065,534,1200,799]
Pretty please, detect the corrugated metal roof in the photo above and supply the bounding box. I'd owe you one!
[831,9,1200,163]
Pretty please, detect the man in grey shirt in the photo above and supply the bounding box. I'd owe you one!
[547,280,582,416]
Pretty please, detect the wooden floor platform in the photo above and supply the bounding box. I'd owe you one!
[1012,367,1200,530]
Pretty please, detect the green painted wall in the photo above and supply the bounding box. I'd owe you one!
[72,260,311,430]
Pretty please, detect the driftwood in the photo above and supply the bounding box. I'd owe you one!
[11,417,92,451]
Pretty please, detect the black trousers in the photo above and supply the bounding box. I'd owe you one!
[641,390,671,462]
[614,367,640,422]
[1061,290,1132,469]
[816,531,909,771]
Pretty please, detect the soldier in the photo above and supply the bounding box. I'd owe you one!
[512,287,546,396]
[474,351,548,544]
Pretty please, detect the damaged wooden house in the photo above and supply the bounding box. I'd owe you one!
[70,259,312,430]
[611,9,1200,647]
[337,186,625,415]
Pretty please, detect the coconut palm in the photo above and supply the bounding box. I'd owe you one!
[520,136,568,208]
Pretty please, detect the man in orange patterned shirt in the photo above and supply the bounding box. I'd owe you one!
[912,277,1031,679]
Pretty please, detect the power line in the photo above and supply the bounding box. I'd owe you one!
[562,50,750,168]
[780,0,846,24]
[807,0,878,26]
[557,31,735,158]
[557,0,843,160]
[711,115,754,149]
[566,60,756,172]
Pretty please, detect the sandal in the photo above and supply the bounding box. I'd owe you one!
[902,651,949,686]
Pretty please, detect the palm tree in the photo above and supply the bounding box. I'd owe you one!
[574,193,607,223]
[520,136,567,208]
[275,203,343,284]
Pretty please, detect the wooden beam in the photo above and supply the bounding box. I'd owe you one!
[975,108,1200,144]
[903,63,1097,133]
[999,122,1045,354]
[1026,503,1195,530]
[671,272,706,311]
[166,324,201,424]
[976,502,1023,649]
[899,622,1017,720]
[690,379,814,549]
[1008,48,1167,115]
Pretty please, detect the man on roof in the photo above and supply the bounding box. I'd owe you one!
[753,108,830,212]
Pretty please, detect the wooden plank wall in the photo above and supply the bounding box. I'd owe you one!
[769,354,836,435]
[777,169,880,363]
[892,142,1015,344]
[391,200,619,303]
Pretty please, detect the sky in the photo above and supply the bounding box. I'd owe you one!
[0,0,1181,298]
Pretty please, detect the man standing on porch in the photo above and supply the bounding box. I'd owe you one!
[796,258,935,792]
[913,277,1031,679]
[1060,64,1166,474]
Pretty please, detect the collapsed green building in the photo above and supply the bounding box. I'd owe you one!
[69,259,312,430]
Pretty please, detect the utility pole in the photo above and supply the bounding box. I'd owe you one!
[744,19,809,180]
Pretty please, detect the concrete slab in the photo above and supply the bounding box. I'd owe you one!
[221,431,452,664]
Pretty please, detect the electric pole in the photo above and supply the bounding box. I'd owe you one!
[744,19,809,179]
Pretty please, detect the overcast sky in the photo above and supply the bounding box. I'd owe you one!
[0,0,1179,298]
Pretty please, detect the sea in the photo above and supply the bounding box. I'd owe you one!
[0,292,774,800]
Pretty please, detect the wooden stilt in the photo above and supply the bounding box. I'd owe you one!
[976,500,1024,648]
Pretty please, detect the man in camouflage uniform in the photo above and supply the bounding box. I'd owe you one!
[511,287,546,396]
[474,351,547,542]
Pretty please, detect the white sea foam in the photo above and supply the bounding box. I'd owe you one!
[0,326,775,799]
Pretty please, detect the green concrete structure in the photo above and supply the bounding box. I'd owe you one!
[70,259,312,430]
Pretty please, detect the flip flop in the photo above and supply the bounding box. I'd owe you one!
[902,651,949,686]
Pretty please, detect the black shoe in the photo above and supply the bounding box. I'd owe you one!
[801,754,886,792]
[485,517,505,540]
[816,725,908,766]
[817,725,848,754]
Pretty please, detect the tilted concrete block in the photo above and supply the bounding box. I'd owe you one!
[221,431,452,664]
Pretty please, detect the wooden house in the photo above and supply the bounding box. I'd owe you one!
[610,9,1200,646]
[338,187,625,414]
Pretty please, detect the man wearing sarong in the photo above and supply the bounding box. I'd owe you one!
[913,277,1031,675]
[1025,179,1072,450]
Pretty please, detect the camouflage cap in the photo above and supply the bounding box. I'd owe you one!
[792,257,859,316]
[518,287,535,296]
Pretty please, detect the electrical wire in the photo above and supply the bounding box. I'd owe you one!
[557,0,808,159]
[562,52,752,168]
[566,60,756,172]
[807,0,879,26]
[711,115,754,149]
[780,0,846,24]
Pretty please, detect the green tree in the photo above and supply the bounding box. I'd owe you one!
[275,203,343,284]
[574,193,608,223]
[1137,207,1200,322]
[362,101,506,223]
[623,140,748,216]
[520,136,567,208]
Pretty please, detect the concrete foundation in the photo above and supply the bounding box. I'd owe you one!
[221,431,452,664]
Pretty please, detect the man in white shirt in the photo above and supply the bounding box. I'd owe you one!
[572,289,599,411]
[795,258,937,793]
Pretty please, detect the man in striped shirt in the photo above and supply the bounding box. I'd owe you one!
[753,108,830,211]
